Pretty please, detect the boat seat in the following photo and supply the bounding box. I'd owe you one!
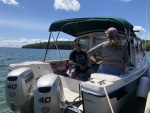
[50,60,69,72]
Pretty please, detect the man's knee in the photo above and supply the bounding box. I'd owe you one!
[70,69,77,78]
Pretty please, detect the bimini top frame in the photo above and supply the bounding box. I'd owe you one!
[44,17,136,61]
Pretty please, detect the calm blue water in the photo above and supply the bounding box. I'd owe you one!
[0,47,149,113]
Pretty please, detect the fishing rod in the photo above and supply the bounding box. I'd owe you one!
[144,0,149,51]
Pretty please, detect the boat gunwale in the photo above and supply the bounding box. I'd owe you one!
[81,65,148,97]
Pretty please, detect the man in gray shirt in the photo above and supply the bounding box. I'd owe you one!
[87,27,128,75]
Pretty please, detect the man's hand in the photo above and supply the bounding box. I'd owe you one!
[96,60,102,65]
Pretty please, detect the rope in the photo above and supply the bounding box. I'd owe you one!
[99,80,114,113]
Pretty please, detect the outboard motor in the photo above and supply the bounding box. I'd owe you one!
[5,67,35,112]
[34,73,65,113]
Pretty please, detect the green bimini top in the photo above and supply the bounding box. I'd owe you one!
[49,17,135,37]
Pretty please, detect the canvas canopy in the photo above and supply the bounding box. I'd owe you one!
[49,17,135,37]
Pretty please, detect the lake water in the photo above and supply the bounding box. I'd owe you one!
[0,47,149,113]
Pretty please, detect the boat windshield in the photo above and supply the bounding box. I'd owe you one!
[78,36,90,52]
[77,34,128,58]
[93,36,107,47]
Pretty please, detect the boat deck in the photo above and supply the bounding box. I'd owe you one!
[63,88,79,102]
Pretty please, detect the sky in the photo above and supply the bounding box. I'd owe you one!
[0,0,149,47]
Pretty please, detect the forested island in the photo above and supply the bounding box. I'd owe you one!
[22,41,75,50]
[22,40,150,51]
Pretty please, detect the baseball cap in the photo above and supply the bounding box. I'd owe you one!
[105,27,118,37]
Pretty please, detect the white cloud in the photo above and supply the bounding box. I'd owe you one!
[118,0,132,2]
[0,38,70,47]
[0,0,19,6]
[0,38,47,47]
[57,38,69,41]
[133,26,146,32]
[54,0,80,11]
[133,26,150,40]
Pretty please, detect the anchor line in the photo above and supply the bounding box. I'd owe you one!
[99,80,114,113]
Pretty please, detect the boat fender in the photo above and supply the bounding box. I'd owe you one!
[136,77,150,100]
[146,66,150,79]
[34,73,65,113]
[5,67,35,111]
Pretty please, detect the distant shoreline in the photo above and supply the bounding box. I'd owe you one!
[22,41,74,50]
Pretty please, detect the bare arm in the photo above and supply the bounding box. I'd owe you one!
[69,59,88,70]
[69,60,81,67]
[90,55,97,63]
[87,42,104,65]
[89,55,102,65]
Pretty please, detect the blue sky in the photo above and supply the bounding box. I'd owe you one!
[0,0,149,47]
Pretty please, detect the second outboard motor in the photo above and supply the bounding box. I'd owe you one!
[34,73,65,113]
[5,67,35,112]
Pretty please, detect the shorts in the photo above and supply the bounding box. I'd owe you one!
[97,65,122,76]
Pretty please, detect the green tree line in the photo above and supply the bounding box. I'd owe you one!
[22,41,75,50]
[143,40,150,51]
[22,40,150,51]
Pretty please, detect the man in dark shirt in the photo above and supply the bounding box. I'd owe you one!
[69,43,88,78]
